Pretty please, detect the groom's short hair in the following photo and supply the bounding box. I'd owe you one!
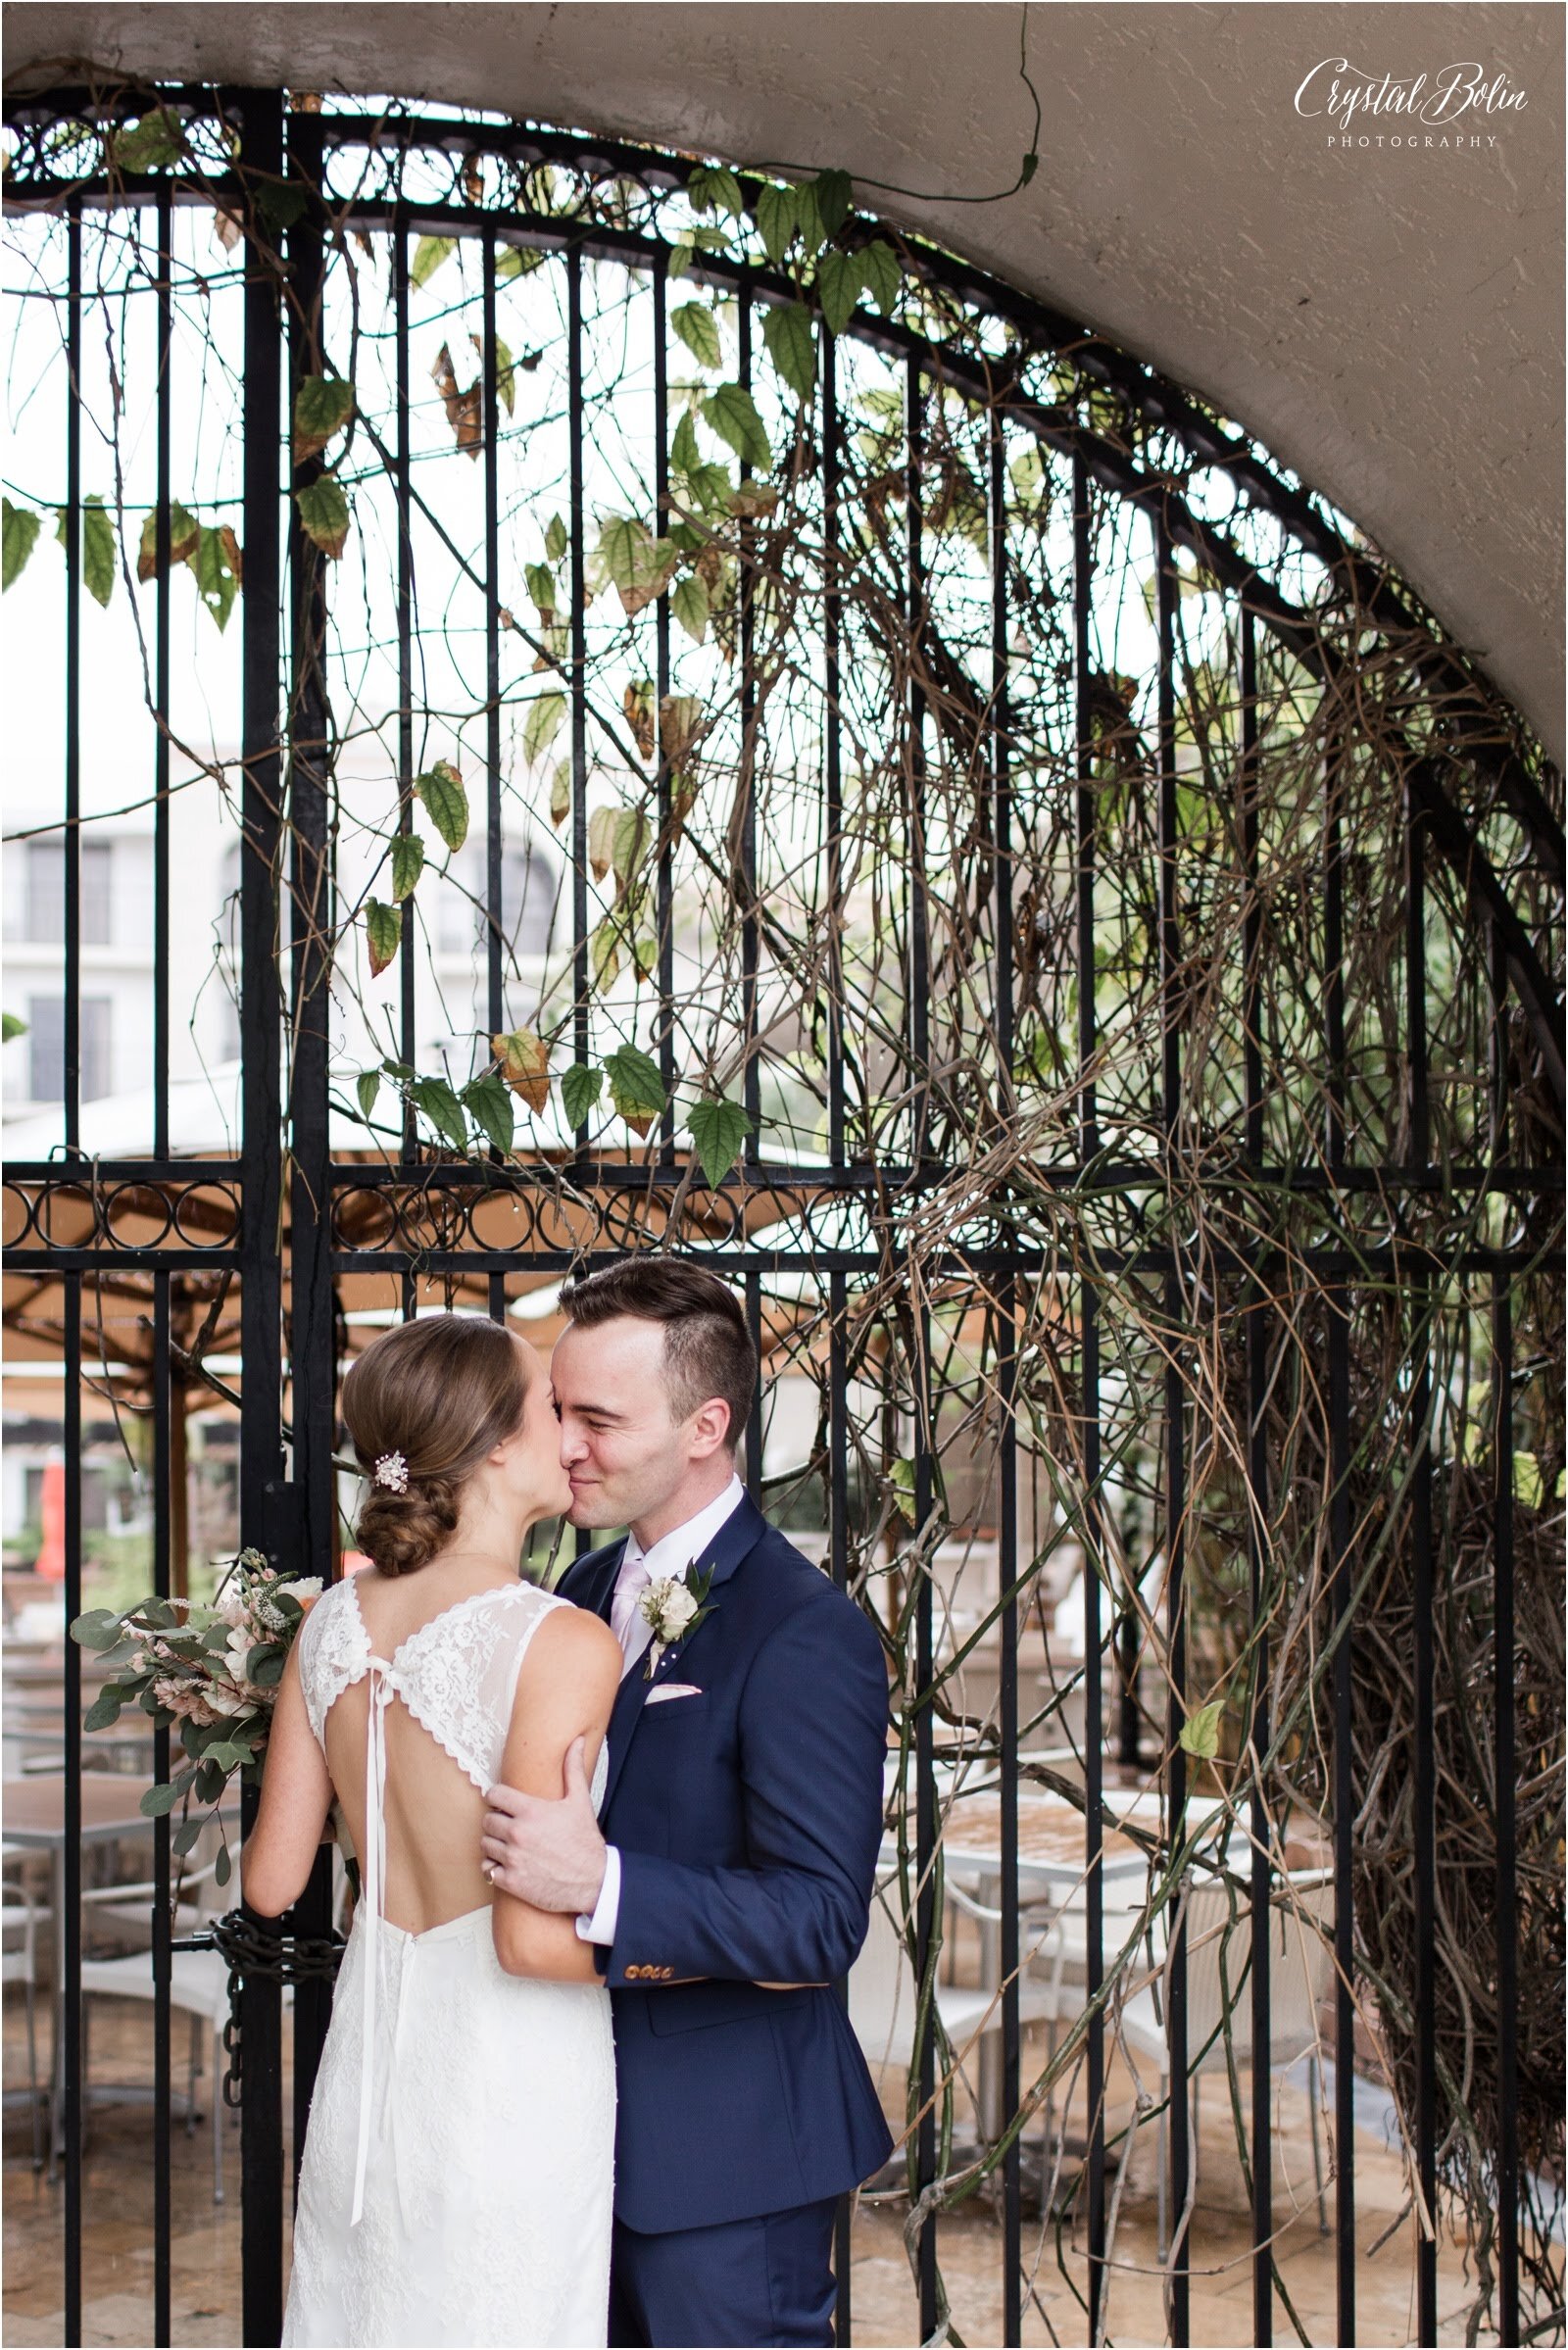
[561,1256,758,1450]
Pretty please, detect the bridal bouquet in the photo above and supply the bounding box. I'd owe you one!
[71,1546,321,1881]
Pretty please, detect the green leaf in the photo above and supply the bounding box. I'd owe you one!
[355,1068,380,1120]
[294,474,351,560]
[1515,1450,1544,1510]
[604,1043,666,1138]
[667,240,695,282]
[561,1061,604,1130]
[687,1095,753,1188]
[140,1765,199,1818]
[365,898,402,978]
[135,500,200,581]
[524,561,557,618]
[82,1689,123,1732]
[889,1457,917,1522]
[389,831,425,901]
[612,806,651,891]
[462,1071,515,1153]
[192,524,239,631]
[408,1075,469,1152]
[755,183,799,265]
[292,374,356,465]
[493,334,517,418]
[859,239,901,319]
[590,918,621,990]
[598,514,678,615]
[544,514,568,562]
[761,303,816,404]
[81,495,116,608]
[215,1845,232,1887]
[253,183,308,234]
[113,113,185,173]
[1,1011,27,1042]
[816,249,862,338]
[689,164,744,219]
[71,1608,124,1649]
[669,410,703,476]
[415,759,468,852]
[670,571,710,646]
[3,499,41,590]
[495,244,545,280]
[811,170,855,238]
[670,301,722,370]
[171,1817,204,1858]
[246,1645,286,1689]
[411,234,457,288]
[523,692,567,763]
[549,757,571,828]
[491,1026,551,1111]
[792,184,826,261]
[702,383,771,472]
[683,462,734,518]
[1178,1699,1225,1760]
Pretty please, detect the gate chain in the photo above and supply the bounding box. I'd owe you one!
[172,1911,346,2111]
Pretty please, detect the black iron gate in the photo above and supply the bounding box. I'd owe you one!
[3,78,1563,2349]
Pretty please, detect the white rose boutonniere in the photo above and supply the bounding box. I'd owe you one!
[638,1560,717,1680]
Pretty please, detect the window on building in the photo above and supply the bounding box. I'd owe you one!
[23,834,113,946]
[26,994,113,1102]
[436,837,558,958]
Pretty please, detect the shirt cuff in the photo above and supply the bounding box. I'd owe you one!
[574,1844,621,1945]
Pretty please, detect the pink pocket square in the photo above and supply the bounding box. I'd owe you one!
[645,1683,703,1705]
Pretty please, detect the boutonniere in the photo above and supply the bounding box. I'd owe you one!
[639,1559,717,1680]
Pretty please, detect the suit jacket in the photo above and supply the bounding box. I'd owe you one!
[557,1493,895,2233]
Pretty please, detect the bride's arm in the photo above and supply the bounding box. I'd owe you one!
[490,1606,621,1983]
[243,1643,334,1918]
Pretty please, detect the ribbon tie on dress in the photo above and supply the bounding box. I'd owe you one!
[351,1656,399,2228]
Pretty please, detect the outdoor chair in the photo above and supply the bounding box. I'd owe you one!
[1,1847,44,2170]
[78,1842,235,2202]
[1116,1868,1333,2257]
[850,1868,1065,2138]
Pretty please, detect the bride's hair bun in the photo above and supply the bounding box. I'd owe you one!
[341,1313,530,1576]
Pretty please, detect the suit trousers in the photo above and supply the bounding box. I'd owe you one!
[607,2195,838,2347]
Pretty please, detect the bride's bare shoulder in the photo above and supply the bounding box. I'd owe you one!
[527,1593,621,1684]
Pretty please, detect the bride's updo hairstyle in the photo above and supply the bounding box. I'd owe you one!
[342,1313,531,1576]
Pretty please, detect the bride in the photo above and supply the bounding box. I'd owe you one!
[243,1311,623,2348]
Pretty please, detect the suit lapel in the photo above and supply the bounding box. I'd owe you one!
[557,1538,625,1627]
[599,1491,768,1815]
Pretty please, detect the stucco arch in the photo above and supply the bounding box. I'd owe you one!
[5,0,1562,759]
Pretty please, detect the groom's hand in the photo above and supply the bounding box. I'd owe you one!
[481,1738,607,1915]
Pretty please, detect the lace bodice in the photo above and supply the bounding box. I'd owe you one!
[297,1574,573,1795]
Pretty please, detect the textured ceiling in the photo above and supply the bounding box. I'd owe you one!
[6,0,1563,758]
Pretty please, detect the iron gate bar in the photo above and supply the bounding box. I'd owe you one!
[152,1272,173,2345]
[1245,1279,1273,2348]
[1494,1273,1520,2345]
[285,97,341,2214]
[395,207,418,1173]
[237,83,287,2350]
[483,225,504,1057]
[828,1265,854,2350]
[990,401,1023,2350]
[1410,1276,1439,2349]
[1328,1284,1355,2344]
[567,242,590,1146]
[739,274,761,1162]
[61,186,84,2350]
[913,1291,939,2344]
[823,328,846,1171]
[1156,507,1193,2346]
[654,241,676,1159]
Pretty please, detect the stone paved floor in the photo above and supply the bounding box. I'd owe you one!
[3,1994,1504,2347]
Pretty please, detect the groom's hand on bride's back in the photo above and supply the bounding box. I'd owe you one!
[482,1735,607,1915]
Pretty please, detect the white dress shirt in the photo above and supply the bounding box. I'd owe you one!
[575,1473,746,1947]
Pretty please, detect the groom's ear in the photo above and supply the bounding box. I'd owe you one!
[686,1395,733,1461]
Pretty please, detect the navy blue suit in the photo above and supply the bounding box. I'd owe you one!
[558,1493,893,2345]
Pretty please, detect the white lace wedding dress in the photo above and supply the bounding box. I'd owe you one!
[281,1576,615,2349]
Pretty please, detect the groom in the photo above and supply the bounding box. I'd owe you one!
[481,1256,894,2347]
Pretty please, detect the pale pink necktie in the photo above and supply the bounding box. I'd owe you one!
[610,1551,653,1673]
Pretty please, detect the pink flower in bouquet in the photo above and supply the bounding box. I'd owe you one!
[153,1677,220,1727]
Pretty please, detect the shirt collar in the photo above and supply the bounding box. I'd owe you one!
[619,1473,746,1586]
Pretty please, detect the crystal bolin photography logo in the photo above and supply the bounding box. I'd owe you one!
[1295,57,1527,151]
